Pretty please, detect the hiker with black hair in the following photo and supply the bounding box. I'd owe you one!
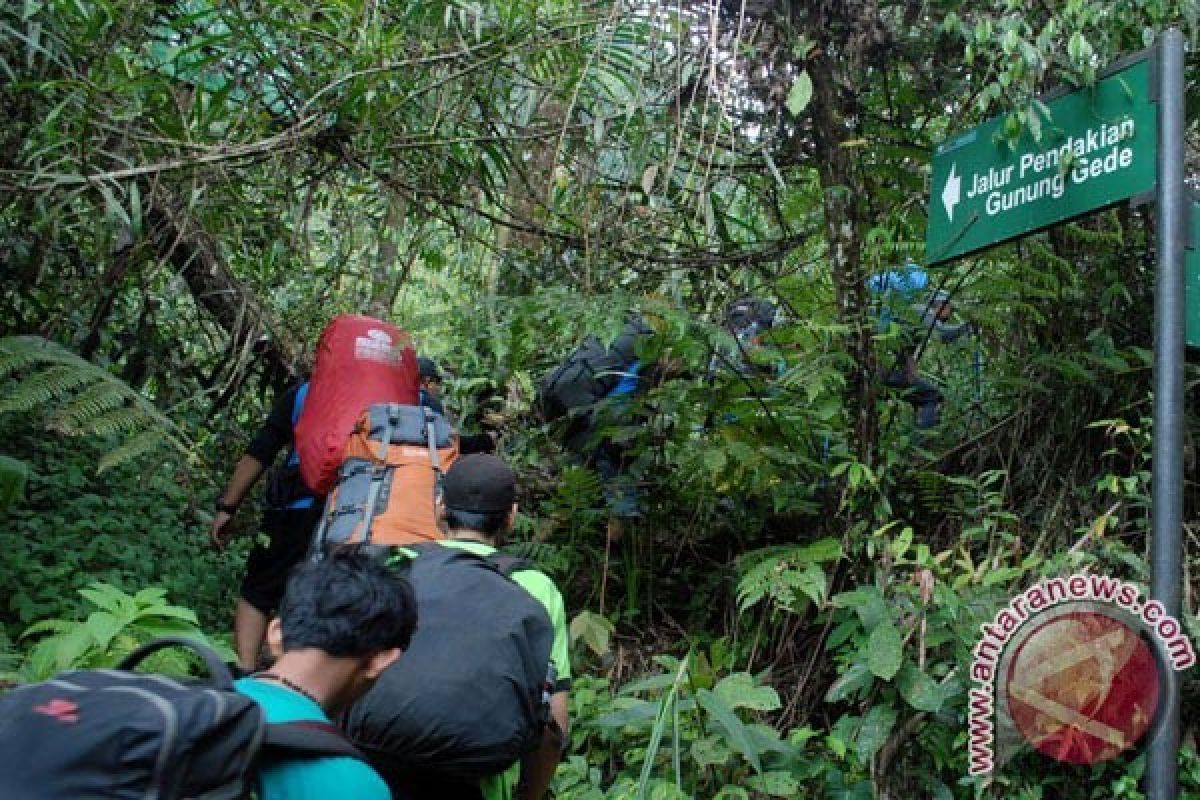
[717,296,780,379]
[236,548,418,799]
[343,454,571,800]
[880,288,975,429]
[418,356,447,414]
[0,549,416,800]
[211,380,320,671]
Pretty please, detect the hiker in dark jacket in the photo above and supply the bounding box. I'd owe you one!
[880,289,974,429]
[560,316,662,539]
[418,356,497,454]
[212,382,320,671]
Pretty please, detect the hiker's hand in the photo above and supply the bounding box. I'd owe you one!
[210,511,235,550]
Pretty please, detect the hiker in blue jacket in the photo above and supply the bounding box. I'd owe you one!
[880,289,974,429]
[212,382,320,671]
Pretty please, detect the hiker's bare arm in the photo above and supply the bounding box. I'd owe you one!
[210,455,266,548]
[517,691,570,800]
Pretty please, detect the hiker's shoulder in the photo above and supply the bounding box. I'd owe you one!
[258,752,390,800]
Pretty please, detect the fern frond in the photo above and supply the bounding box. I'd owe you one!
[0,365,100,413]
[51,406,153,438]
[0,336,195,468]
[0,336,67,380]
[46,381,130,430]
[97,430,168,473]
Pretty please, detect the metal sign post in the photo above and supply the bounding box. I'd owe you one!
[1148,27,1186,800]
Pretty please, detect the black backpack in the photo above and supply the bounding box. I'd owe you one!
[342,544,556,784]
[536,317,654,421]
[0,637,365,800]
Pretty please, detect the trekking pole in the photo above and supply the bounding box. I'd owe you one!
[972,340,983,429]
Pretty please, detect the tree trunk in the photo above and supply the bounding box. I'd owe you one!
[147,184,302,390]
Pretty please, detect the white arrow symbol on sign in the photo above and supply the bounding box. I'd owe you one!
[942,163,961,222]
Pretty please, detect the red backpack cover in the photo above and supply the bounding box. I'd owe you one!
[295,316,419,494]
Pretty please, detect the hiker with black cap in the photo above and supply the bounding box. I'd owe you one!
[418,355,497,454]
[342,454,571,800]
[417,356,446,414]
[880,289,975,429]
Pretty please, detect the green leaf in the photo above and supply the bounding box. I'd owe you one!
[78,583,127,615]
[746,771,800,798]
[795,537,843,562]
[713,788,750,800]
[896,664,942,712]
[854,706,897,764]
[691,734,731,767]
[713,672,781,712]
[0,455,29,514]
[619,672,679,695]
[84,611,124,651]
[786,71,813,115]
[697,688,764,775]
[591,699,658,729]
[866,622,903,680]
[832,586,889,632]
[825,663,873,703]
[569,610,614,657]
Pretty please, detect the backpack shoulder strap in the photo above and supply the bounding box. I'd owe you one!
[486,552,533,578]
[263,720,366,763]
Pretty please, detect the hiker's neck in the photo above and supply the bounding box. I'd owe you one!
[267,649,361,715]
[447,528,497,546]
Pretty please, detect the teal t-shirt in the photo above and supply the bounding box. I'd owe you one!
[235,677,391,800]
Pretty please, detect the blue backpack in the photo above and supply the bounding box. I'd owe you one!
[868,264,928,331]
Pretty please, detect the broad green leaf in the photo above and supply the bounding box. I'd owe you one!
[714,788,750,800]
[691,734,731,767]
[591,698,658,729]
[896,664,942,712]
[866,622,903,680]
[619,672,678,695]
[832,586,889,632]
[825,663,873,703]
[78,583,128,615]
[84,611,123,651]
[786,71,813,115]
[795,537,843,562]
[854,706,897,764]
[697,688,763,774]
[714,672,781,712]
[569,610,614,657]
[746,771,800,797]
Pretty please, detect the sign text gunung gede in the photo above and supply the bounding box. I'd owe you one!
[926,57,1157,265]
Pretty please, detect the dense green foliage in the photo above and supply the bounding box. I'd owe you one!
[3,0,1200,797]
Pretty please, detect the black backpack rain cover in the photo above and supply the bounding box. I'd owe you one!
[343,544,556,782]
[0,637,364,800]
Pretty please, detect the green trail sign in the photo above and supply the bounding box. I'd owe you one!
[926,56,1157,265]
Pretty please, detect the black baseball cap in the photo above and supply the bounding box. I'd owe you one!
[443,455,517,513]
[418,357,442,381]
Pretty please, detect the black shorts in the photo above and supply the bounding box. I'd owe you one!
[239,505,322,614]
